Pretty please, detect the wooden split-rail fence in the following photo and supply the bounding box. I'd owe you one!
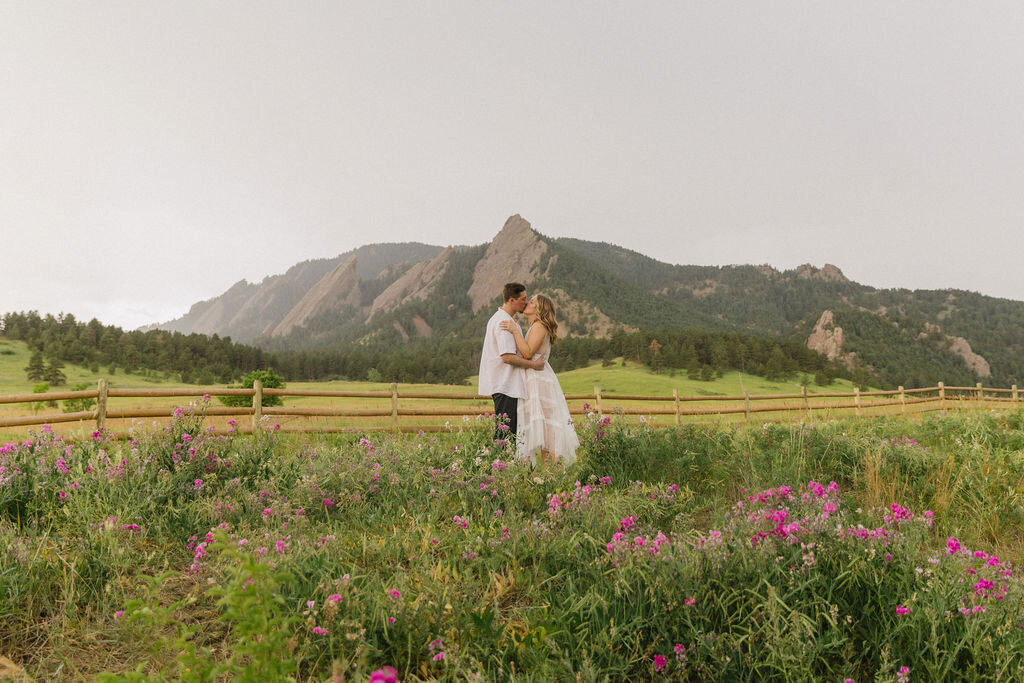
[1,380,1022,438]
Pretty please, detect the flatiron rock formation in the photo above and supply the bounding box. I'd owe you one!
[806,310,855,369]
[270,257,360,337]
[467,215,548,312]
[368,247,453,319]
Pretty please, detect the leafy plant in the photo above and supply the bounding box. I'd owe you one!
[62,382,97,413]
[218,368,285,407]
[31,382,55,411]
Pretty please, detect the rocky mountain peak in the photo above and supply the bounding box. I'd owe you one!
[806,309,855,369]
[794,263,849,283]
[467,215,549,312]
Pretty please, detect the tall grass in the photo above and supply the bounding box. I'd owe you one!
[3,403,1024,680]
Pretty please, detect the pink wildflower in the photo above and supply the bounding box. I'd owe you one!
[653,654,667,672]
[368,666,398,683]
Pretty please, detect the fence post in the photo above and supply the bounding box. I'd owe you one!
[594,384,602,415]
[802,385,809,419]
[899,386,906,414]
[673,388,680,426]
[938,381,945,403]
[252,380,263,430]
[1014,385,1019,402]
[854,387,861,416]
[96,378,108,431]
[744,390,750,423]
[977,382,984,402]
[391,383,399,430]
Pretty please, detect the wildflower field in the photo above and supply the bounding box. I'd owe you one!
[3,403,1024,681]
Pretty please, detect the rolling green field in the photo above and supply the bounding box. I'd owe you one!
[0,336,855,396]
[1,336,876,440]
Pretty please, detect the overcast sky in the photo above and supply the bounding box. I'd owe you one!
[3,2,1024,330]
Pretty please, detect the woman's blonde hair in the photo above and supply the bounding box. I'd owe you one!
[534,294,559,343]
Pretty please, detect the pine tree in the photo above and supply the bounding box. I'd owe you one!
[43,357,67,386]
[24,349,46,382]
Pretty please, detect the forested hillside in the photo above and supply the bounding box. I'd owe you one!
[2,311,273,384]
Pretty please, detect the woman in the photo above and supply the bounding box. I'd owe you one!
[499,294,579,467]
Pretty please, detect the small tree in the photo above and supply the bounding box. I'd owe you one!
[686,357,701,381]
[43,357,66,386]
[219,368,285,408]
[32,382,56,412]
[63,382,97,413]
[24,349,45,382]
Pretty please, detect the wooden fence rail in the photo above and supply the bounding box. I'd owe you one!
[0,379,1020,437]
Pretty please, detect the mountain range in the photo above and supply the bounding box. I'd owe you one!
[151,215,1024,388]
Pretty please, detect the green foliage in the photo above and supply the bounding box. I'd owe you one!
[218,368,286,408]
[62,382,97,413]
[43,356,66,386]
[7,408,1024,679]
[835,308,977,388]
[31,381,55,411]
[2,310,274,387]
[99,538,299,682]
[24,349,45,382]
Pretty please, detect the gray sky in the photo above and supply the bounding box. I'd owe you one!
[4,2,1024,330]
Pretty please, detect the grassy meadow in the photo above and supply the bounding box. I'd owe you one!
[4,400,1024,680]
[1,336,885,441]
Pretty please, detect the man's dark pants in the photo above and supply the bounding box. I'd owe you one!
[491,393,517,446]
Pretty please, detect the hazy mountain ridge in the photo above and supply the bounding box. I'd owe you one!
[152,215,1024,387]
[148,243,444,342]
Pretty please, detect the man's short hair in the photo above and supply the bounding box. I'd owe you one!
[503,282,526,303]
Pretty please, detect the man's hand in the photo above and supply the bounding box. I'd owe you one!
[502,354,543,371]
[499,320,522,336]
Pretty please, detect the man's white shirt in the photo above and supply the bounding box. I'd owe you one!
[478,308,526,398]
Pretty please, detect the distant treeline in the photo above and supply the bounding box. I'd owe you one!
[271,327,853,387]
[1,311,273,384]
[1,310,850,388]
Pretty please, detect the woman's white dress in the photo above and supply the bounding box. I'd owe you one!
[516,326,579,466]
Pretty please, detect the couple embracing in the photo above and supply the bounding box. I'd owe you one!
[478,282,579,467]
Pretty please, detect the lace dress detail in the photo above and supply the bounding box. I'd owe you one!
[516,327,579,466]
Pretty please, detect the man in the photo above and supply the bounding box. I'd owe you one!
[478,282,543,445]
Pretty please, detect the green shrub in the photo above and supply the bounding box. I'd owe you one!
[63,382,97,413]
[218,368,285,407]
